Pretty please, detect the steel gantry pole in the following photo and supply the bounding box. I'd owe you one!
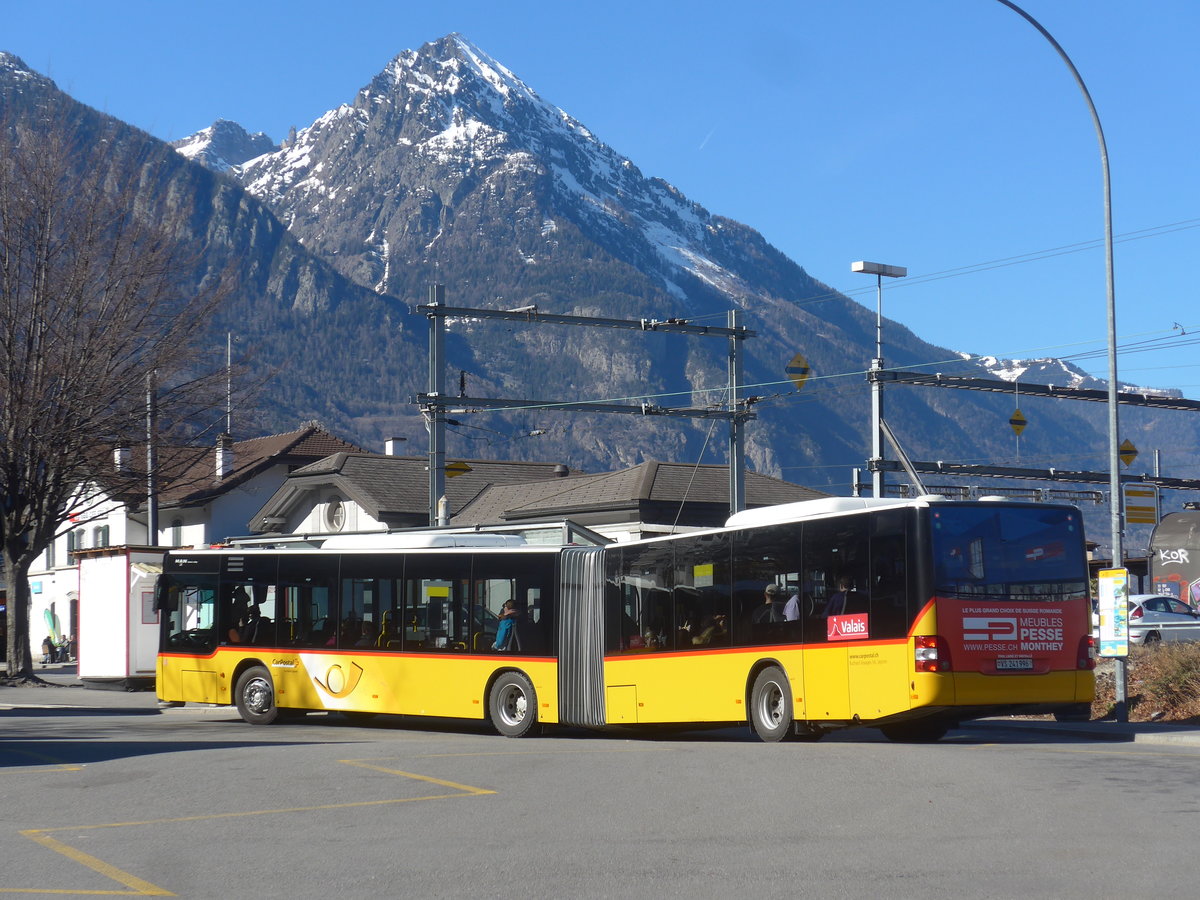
[426,284,447,526]
[728,308,746,515]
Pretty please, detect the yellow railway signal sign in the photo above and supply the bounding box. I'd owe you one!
[1119,439,1138,468]
[445,461,472,478]
[785,353,810,391]
[1009,409,1027,436]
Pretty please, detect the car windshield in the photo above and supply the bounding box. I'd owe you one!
[930,505,1088,602]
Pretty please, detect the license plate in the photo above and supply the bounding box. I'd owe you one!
[996,658,1034,670]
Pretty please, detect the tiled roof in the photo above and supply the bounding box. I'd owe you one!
[269,454,579,522]
[92,424,366,509]
[453,461,828,524]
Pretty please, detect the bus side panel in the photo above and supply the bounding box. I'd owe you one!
[802,646,851,720]
[156,653,184,701]
[281,651,560,723]
[847,640,911,720]
[603,649,802,725]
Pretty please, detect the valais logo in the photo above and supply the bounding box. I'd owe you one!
[827,613,869,642]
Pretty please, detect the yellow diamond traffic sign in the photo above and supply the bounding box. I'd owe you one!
[785,353,810,391]
[444,461,473,478]
[1119,439,1138,468]
[1009,409,1027,436]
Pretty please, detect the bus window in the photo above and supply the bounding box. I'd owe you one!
[472,554,556,654]
[404,555,471,651]
[929,505,1088,602]
[674,532,732,650]
[281,556,338,647]
[607,542,673,652]
[341,577,389,648]
[732,524,802,645]
[868,509,913,639]
[163,577,218,652]
[803,515,870,642]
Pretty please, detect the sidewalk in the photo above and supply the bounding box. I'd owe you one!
[974,716,1200,747]
[0,663,162,712]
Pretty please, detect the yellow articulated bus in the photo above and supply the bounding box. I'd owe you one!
[156,496,1094,742]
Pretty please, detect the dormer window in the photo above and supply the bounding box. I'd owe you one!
[325,496,346,531]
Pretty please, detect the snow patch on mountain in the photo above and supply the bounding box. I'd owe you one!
[966,352,1183,398]
[171,120,276,172]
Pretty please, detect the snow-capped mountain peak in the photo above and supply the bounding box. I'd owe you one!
[226,34,772,310]
[968,353,1183,398]
[171,119,277,172]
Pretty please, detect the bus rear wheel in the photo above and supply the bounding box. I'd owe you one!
[235,665,278,725]
[750,666,793,743]
[489,671,538,738]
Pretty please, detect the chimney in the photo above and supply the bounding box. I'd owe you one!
[385,437,407,456]
[113,445,132,475]
[216,433,234,480]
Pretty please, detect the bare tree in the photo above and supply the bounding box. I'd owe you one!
[1,102,229,680]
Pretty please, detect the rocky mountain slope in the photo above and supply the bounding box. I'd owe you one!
[4,40,1196,507]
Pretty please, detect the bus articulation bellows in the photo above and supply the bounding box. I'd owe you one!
[156,496,1094,742]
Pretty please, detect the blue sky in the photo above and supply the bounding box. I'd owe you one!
[7,0,1199,397]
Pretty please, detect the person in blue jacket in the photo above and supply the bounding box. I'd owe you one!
[493,600,519,651]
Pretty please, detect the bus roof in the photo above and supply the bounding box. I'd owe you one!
[724,496,924,528]
[319,532,530,550]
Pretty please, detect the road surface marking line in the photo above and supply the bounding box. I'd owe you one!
[5,761,495,895]
[9,830,173,896]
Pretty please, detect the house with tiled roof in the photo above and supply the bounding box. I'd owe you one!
[248,453,828,544]
[249,453,578,534]
[27,423,364,657]
[452,461,829,541]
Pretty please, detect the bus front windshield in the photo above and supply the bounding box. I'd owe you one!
[929,505,1088,602]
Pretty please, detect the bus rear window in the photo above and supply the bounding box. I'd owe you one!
[930,505,1087,602]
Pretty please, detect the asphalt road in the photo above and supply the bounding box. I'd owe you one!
[3,682,1200,898]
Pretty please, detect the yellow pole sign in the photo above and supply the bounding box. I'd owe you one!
[444,461,472,478]
[785,353,810,391]
[1009,409,1027,436]
[1119,439,1138,468]
[1123,482,1159,525]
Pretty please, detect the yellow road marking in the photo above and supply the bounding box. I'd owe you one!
[3,759,495,896]
[17,831,173,896]
[0,747,83,773]
[411,747,675,759]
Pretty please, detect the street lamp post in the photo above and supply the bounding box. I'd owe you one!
[993,0,1125,718]
[852,260,908,498]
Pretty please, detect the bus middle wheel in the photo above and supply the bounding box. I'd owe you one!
[750,665,793,743]
[488,671,538,738]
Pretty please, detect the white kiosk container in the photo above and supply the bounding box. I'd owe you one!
[77,547,163,690]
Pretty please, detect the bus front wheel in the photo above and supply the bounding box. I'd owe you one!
[749,666,793,743]
[488,671,538,738]
[235,665,278,725]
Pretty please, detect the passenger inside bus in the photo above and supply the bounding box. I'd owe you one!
[493,600,519,651]
[824,576,863,616]
[226,586,251,643]
[355,621,377,647]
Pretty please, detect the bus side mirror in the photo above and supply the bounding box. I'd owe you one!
[153,583,177,613]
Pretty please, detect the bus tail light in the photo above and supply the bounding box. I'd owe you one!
[1078,634,1096,670]
[914,635,951,672]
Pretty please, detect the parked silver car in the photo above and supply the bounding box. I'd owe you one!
[1127,594,1200,645]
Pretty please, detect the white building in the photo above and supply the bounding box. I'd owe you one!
[26,424,363,674]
